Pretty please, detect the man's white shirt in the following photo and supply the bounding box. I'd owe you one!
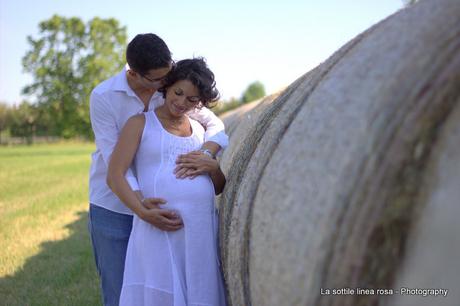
[89,68,228,215]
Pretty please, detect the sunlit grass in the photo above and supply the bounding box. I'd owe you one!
[0,142,102,306]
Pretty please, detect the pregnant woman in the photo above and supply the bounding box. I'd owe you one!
[107,58,227,306]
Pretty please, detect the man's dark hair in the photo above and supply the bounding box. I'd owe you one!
[126,33,172,75]
[158,58,220,108]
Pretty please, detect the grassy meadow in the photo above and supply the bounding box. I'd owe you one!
[0,143,102,306]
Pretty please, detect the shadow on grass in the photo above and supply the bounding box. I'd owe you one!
[0,211,102,306]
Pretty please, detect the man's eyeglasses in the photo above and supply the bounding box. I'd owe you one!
[140,61,176,83]
[141,74,165,83]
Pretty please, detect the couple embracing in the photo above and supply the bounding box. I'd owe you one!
[88,33,228,306]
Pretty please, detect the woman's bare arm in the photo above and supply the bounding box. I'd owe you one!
[208,164,226,195]
[107,114,183,231]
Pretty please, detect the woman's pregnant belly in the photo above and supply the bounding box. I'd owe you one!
[139,167,215,217]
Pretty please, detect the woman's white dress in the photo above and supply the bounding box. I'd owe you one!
[119,111,227,306]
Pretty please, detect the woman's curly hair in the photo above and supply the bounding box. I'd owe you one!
[158,57,220,108]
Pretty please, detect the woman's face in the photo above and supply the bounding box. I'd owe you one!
[165,79,201,117]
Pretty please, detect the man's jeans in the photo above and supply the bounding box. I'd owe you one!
[88,204,133,306]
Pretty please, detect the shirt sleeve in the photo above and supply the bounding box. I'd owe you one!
[188,106,229,150]
[90,91,140,191]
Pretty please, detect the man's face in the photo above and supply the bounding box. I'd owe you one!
[137,64,172,90]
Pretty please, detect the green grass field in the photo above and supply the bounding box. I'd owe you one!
[0,143,102,306]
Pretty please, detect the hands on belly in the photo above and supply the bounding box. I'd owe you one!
[140,197,184,231]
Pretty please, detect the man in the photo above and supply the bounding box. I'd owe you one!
[88,33,228,306]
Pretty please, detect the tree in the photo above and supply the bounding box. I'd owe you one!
[22,15,127,139]
[9,101,38,144]
[212,97,242,116]
[241,81,266,104]
[0,102,12,144]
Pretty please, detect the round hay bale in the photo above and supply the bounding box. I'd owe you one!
[217,0,460,305]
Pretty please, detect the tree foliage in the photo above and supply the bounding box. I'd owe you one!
[212,98,242,116]
[0,101,51,144]
[211,81,267,116]
[22,15,127,138]
[0,103,12,143]
[8,102,39,144]
[241,81,266,104]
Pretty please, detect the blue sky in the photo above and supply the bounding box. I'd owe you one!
[0,0,403,105]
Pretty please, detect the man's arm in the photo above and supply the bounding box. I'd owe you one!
[89,91,140,191]
[175,106,228,178]
[188,106,229,154]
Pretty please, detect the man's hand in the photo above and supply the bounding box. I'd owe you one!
[138,197,183,231]
[174,151,219,179]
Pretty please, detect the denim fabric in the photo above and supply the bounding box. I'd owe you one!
[88,204,133,306]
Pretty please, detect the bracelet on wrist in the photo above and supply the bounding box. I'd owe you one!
[200,148,215,159]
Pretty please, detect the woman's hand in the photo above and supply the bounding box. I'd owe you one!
[138,197,183,231]
[175,151,226,194]
[174,150,219,179]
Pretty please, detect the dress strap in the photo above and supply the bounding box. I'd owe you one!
[144,110,161,131]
